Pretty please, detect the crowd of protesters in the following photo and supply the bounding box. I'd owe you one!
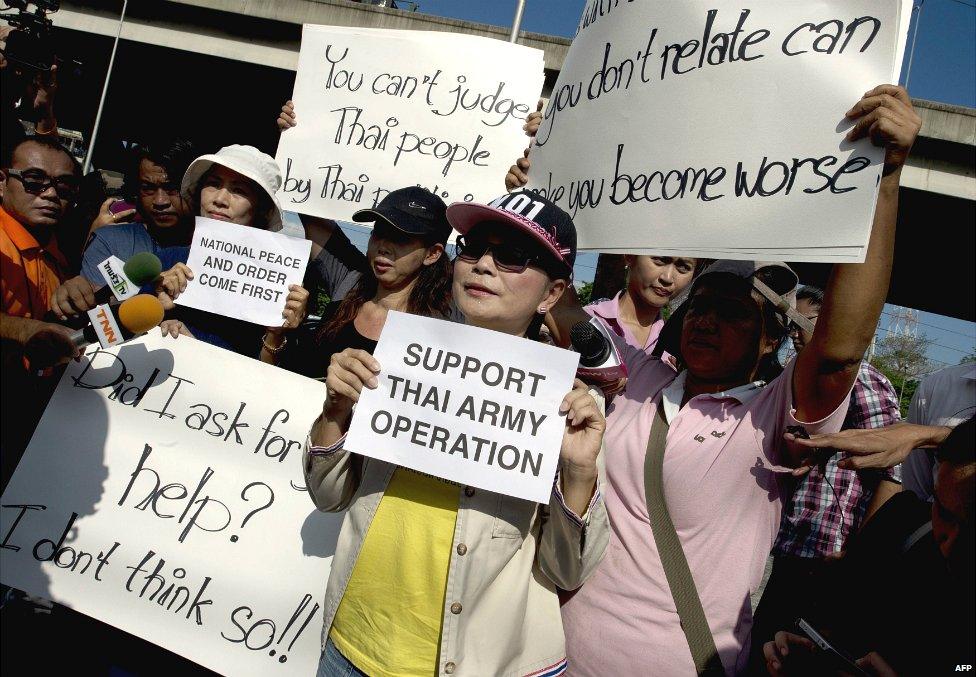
[1,21,974,677]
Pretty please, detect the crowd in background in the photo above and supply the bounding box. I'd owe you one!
[1,21,973,677]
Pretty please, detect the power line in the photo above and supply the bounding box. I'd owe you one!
[874,324,973,355]
[880,310,976,339]
[944,0,976,8]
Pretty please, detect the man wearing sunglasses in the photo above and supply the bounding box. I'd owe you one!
[1,135,82,486]
[1,135,79,322]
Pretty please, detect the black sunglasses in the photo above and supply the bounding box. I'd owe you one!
[455,234,550,274]
[372,220,423,246]
[6,168,79,200]
[685,295,756,322]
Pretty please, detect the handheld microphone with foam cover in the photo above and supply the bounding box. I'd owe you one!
[93,252,163,305]
[71,294,165,349]
[571,317,627,392]
[571,322,611,367]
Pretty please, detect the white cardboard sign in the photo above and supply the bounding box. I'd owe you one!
[344,312,580,504]
[526,0,912,263]
[0,335,341,676]
[275,25,545,222]
[176,217,312,326]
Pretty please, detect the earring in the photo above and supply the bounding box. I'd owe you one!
[538,305,548,315]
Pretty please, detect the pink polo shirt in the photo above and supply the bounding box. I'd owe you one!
[584,293,663,355]
[562,336,851,676]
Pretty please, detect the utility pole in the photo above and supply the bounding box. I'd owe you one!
[905,0,925,89]
[509,0,526,43]
[83,0,128,175]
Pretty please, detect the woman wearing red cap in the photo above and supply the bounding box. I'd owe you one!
[304,189,608,677]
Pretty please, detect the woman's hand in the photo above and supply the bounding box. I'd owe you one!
[155,263,194,310]
[504,100,543,191]
[845,84,921,176]
[277,100,297,131]
[323,348,381,424]
[266,284,309,334]
[558,379,605,515]
[160,319,193,339]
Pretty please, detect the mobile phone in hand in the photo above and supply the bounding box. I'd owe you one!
[109,199,140,222]
[797,618,869,676]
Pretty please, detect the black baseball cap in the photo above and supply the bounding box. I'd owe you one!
[353,187,451,243]
[446,189,577,277]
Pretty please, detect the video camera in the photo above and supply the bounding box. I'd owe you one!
[2,0,60,71]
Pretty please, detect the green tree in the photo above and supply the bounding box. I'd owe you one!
[576,281,594,307]
[960,350,976,365]
[870,332,933,417]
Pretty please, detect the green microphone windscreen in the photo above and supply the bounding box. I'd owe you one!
[123,252,163,285]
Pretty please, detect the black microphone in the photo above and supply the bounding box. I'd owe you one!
[569,318,628,394]
[571,321,611,367]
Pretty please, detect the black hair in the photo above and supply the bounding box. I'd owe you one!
[1,135,81,177]
[797,285,825,308]
[319,233,453,344]
[122,138,197,200]
[937,416,976,468]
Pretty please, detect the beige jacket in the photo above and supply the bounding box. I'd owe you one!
[303,403,609,677]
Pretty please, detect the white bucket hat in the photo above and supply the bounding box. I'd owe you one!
[181,144,284,232]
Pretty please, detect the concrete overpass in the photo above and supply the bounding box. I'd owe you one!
[48,0,976,319]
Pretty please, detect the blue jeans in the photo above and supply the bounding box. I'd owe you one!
[317,638,369,677]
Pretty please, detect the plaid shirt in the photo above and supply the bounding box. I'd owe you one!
[773,361,901,558]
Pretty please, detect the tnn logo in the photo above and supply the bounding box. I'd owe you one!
[96,307,117,344]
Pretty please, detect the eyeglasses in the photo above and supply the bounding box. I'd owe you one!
[455,235,548,274]
[138,181,181,197]
[6,169,79,200]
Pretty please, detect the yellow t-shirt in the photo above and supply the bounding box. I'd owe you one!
[330,468,460,677]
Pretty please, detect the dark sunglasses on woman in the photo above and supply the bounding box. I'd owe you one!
[454,234,550,274]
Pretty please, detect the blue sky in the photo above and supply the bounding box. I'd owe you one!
[416,0,976,107]
[344,0,976,367]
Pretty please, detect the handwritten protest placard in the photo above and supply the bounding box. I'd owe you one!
[275,25,544,222]
[526,0,912,262]
[176,217,312,326]
[0,335,339,676]
[345,312,580,503]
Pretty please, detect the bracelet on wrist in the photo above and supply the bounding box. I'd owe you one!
[262,332,287,354]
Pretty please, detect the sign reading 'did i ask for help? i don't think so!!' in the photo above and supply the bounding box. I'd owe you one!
[176,217,312,326]
[0,334,340,676]
[345,312,580,503]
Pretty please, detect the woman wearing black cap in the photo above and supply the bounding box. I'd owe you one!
[267,186,455,374]
[302,189,608,677]
[541,84,922,675]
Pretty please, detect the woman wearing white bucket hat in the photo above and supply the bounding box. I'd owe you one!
[153,145,309,356]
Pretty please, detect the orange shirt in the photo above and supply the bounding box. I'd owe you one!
[0,206,68,318]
